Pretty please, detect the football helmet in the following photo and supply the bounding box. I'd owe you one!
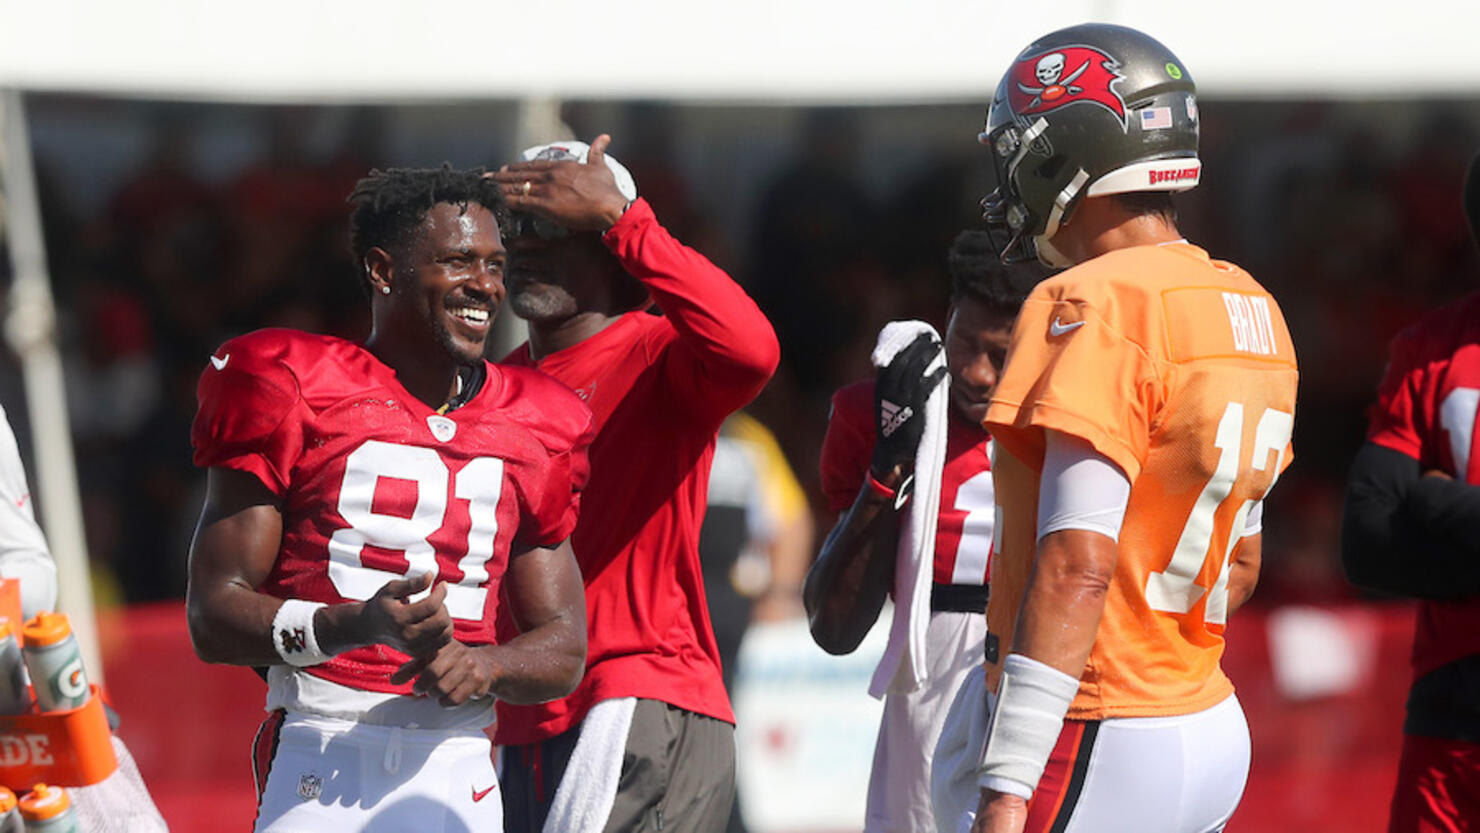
[981,23,1201,265]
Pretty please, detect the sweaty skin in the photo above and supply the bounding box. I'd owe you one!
[187,197,586,707]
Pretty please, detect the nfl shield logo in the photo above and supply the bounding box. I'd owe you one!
[298,773,323,801]
[427,415,457,443]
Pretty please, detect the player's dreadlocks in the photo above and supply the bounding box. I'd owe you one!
[347,165,508,268]
[948,229,1043,315]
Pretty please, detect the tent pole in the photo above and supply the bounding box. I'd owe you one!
[488,96,569,360]
[0,89,103,684]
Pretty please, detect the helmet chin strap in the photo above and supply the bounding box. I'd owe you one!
[1033,234,1075,268]
[1034,168,1090,268]
[1041,168,1089,240]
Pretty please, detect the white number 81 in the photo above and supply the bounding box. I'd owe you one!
[326,440,504,622]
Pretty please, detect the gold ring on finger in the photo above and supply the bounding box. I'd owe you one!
[521,180,532,197]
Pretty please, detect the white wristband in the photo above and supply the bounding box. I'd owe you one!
[979,775,1034,801]
[272,599,332,667]
[976,653,1080,795]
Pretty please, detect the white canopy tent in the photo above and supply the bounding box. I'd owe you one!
[0,0,1473,685]
[2,0,1476,103]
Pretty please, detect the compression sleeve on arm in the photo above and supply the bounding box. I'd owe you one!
[1036,430,1132,543]
[1243,500,1264,537]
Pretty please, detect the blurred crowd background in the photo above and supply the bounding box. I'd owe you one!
[1,93,1478,830]
[8,95,1477,610]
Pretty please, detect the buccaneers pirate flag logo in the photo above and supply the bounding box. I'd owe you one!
[1007,46,1127,128]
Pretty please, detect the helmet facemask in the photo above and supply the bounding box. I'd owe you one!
[979,102,1053,265]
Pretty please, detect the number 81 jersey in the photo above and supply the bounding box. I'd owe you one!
[192,329,594,695]
[985,243,1297,721]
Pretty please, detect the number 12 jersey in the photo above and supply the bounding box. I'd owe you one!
[984,243,1298,720]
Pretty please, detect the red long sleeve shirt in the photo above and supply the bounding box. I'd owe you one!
[495,198,779,744]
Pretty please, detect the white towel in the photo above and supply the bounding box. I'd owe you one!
[70,736,170,833]
[541,696,638,833]
[868,321,949,698]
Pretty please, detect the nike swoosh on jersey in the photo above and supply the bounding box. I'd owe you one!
[1049,318,1085,336]
[210,353,231,370]
[472,784,496,803]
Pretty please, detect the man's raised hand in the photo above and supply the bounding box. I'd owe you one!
[492,133,630,231]
[872,331,947,480]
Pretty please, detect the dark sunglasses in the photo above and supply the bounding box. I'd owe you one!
[506,212,570,241]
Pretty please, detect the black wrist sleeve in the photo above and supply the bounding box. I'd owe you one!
[1341,442,1480,600]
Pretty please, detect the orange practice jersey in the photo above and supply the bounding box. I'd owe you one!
[983,242,1297,720]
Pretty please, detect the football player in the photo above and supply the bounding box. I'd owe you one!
[806,230,1038,833]
[932,24,1298,833]
[187,166,593,833]
[1341,152,1480,832]
[489,136,779,833]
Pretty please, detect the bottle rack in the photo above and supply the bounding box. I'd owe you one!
[0,580,116,789]
[0,686,116,789]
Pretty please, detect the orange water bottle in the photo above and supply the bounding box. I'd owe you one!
[18,784,76,832]
[20,615,88,712]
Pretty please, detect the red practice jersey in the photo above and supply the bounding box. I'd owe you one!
[192,328,593,695]
[496,198,779,745]
[820,379,994,587]
[1367,291,1480,678]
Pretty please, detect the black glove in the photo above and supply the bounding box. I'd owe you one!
[871,332,947,479]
